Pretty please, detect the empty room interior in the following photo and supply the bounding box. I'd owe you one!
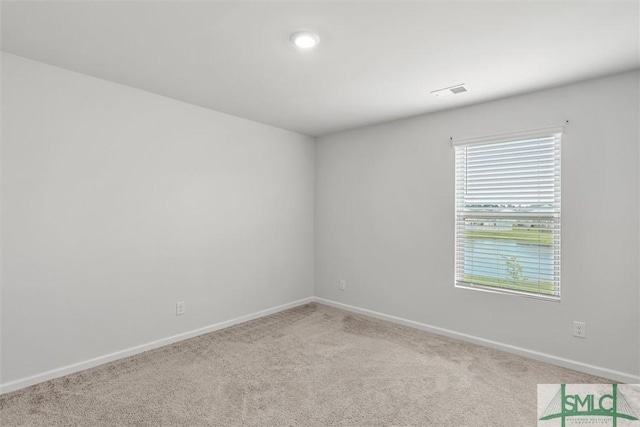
[1,1,639,426]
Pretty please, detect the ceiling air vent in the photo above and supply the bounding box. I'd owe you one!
[431,84,469,98]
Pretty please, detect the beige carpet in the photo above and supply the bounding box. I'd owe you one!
[0,303,609,426]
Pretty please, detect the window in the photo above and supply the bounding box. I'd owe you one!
[454,127,562,300]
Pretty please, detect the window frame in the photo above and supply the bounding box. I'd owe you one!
[453,127,562,302]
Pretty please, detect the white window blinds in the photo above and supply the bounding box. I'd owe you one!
[454,128,562,300]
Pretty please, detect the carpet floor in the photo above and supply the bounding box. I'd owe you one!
[0,303,609,426]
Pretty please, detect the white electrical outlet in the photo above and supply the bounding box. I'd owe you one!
[176,301,186,316]
[573,321,586,338]
[339,280,347,291]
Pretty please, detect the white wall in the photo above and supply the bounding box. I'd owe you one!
[315,71,640,380]
[1,53,315,385]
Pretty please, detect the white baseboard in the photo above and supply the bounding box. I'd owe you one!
[2,295,637,394]
[0,297,314,395]
[313,297,640,384]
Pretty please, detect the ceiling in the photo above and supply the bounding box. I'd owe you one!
[2,1,639,137]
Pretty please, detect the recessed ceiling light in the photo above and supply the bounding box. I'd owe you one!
[431,84,469,98]
[290,31,320,49]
